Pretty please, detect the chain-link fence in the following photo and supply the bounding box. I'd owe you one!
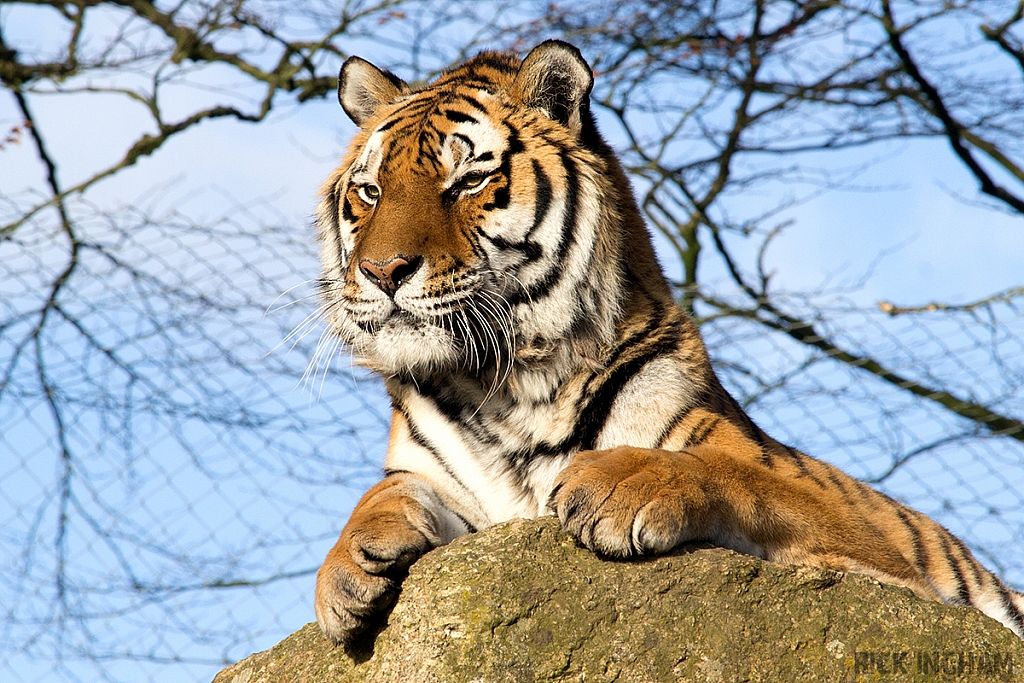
[2,190,1022,683]
[0,197,389,683]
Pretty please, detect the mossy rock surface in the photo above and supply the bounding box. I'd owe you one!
[213,516,1022,682]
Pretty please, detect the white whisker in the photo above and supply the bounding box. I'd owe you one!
[265,278,324,316]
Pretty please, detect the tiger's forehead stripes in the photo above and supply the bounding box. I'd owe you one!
[364,95,509,182]
[430,51,519,88]
[348,55,514,173]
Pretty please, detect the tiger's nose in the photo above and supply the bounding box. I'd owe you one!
[358,256,422,297]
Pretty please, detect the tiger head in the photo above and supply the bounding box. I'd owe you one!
[316,41,659,379]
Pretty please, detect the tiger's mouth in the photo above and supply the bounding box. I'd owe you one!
[343,284,518,376]
[383,308,419,325]
[351,297,460,328]
[352,308,417,332]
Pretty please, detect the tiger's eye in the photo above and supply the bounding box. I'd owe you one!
[358,184,380,203]
[458,173,491,195]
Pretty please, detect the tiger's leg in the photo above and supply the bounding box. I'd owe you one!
[548,445,1024,637]
[315,472,469,644]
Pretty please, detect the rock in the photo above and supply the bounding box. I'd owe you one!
[212,517,1022,682]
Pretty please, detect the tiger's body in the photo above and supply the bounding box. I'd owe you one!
[312,40,1024,645]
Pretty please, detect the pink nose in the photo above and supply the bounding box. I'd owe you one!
[358,256,421,296]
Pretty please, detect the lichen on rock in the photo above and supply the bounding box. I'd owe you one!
[213,517,1022,682]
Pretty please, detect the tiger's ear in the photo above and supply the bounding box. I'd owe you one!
[512,40,594,135]
[338,57,409,127]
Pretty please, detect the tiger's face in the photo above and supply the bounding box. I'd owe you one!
[316,44,620,377]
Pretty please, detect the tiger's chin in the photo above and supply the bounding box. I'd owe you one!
[351,319,462,376]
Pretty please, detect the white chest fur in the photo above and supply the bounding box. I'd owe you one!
[382,353,700,530]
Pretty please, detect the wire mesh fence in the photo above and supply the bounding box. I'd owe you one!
[1,193,1023,683]
[0,197,389,683]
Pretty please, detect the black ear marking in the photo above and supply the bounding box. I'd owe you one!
[338,57,409,127]
[512,40,594,135]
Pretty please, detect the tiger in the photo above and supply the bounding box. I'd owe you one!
[311,39,1024,646]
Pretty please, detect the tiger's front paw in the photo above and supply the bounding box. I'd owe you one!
[315,493,440,645]
[548,446,710,558]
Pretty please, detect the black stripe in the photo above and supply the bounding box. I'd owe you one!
[506,446,547,484]
[410,377,463,424]
[527,159,553,239]
[379,95,432,122]
[382,135,405,165]
[478,232,542,260]
[340,193,357,223]
[656,379,714,448]
[376,116,402,134]
[479,158,551,265]
[399,407,484,511]
[937,532,971,605]
[852,478,876,503]
[480,127,521,212]
[411,376,501,446]
[782,445,826,488]
[894,507,930,578]
[468,54,519,75]
[482,183,510,212]
[597,300,667,376]
[686,417,721,447]
[376,115,419,140]
[503,320,683,467]
[508,146,579,304]
[684,417,709,445]
[947,533,985,587]
[444,109,477,124]
[328,182,347,260]
[417,129,444,172]
[716,386,774,469]
[450,76,501,89]
[450,509,478,534]
[824,469,856,506]
[995,581,1024,633]
[655,404,696,448]
[328,181,342,226]
[941,532,1022,627]
[571,323,683,450]
[459,95,489,115]
[466,226,491,261]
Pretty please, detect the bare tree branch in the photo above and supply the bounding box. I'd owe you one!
[881,0,1024,215]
